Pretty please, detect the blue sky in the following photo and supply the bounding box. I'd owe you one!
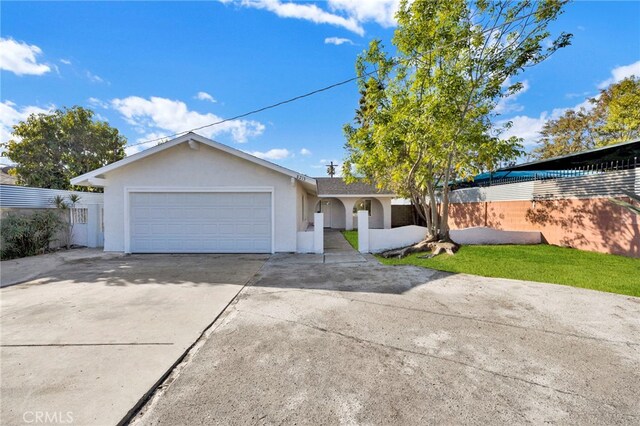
[1,1,639,176]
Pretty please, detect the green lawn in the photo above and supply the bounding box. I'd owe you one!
[341,230,640,297]
[342,230,359,251]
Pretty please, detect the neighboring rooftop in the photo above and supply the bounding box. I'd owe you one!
[315,177,394,196]
[0,166,16,185]
[499,139,640,172]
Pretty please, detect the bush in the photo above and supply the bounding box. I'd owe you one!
[0,211,64,260]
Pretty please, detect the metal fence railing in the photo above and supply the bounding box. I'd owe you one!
[456,156,638,189]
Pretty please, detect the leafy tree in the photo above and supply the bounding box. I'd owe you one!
[593,76,640,144]
[344,0,570,251]
[2,106,126,190]
[533,109,596,159]
[533,76,640,159]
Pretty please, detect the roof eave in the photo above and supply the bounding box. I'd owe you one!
[317,193,396,198]
[69,133,317,186]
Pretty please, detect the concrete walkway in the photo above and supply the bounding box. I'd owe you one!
[268,230,368,265]
[323,229,367,264]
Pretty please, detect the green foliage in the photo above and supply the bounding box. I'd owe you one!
[53,195,68,210]
[341,230,359,250]
[379,244,640,297]
[52,194,81,249]
[1,106,126,190]
[533,76,640,159]
[1,211,64,260]
[344,0,569,240]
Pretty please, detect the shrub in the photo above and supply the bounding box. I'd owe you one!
[0,211,64,260]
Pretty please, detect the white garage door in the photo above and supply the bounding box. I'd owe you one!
[129,192,272,253]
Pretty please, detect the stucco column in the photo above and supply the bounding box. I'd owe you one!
[357,210,370,253]
[339,197,357,230]
[380,198,392,229]
[314,212,324,254]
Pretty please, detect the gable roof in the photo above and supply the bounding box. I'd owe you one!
[316,177,394,197]
[70,133,316,190]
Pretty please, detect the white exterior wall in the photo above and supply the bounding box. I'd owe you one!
[450,227,541,245]
[368,225,429,253]
[306,194,319,227]
[295,181,312,231]
[102,143,299,252]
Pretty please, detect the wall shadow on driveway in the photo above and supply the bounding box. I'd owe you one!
[249,260,454,295]
[8,254,270,288]
[5,252,457,297]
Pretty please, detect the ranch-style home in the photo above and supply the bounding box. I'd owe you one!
[71,132,394,254]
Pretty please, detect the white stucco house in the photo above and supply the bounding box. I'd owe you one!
[71,133,394,254]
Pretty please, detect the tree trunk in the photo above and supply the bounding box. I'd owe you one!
[379,238,459,259]
[379,236,437,258]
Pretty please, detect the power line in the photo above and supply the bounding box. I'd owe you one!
[127,3,558,149]
[126,75,363,147]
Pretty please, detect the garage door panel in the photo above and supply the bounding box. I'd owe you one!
[130,192,272,253]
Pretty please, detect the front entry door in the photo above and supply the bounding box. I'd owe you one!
[320,200,332,228]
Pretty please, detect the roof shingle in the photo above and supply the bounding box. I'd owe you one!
[315,177,393,196]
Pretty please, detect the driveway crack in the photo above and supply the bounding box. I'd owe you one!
[240,309,637,417]
[247,288,639,346]
[2,342,174,347]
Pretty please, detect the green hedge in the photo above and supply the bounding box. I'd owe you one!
[1,211,64,260]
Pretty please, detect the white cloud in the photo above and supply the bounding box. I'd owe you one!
[324,37,353,46]
[86,71,106,84]
[238,0,364,35]
[328,0,399,28]
[300,148,312,156]
[565,91,591,99]
[248,148,291,160]
[497,113,549,149]
[0,101,52,148]
[60,59,72,65]
[87,97,109,109]
[195,91,217,103]
[494,79,530,114]
[497,97,596,149]
[111,96,265,144]
[0,38,51,76]
[232,0,401,35]
[598,60,640,89]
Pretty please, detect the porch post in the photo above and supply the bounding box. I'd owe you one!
[357,210,369,253]
[340,197,356,230]
[314,212,324,254]
[380,198,392,229]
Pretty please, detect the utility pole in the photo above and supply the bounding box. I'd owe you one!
[326,161,337,178]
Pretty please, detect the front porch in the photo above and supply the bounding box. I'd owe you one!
[314,196,392,230]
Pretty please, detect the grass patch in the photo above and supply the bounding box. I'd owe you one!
[341,230,358,250]
[379,244,640,297]
[340,229,639,296]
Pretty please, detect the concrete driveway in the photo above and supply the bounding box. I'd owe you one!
[133,255,640,425]
[0,254,267,426]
